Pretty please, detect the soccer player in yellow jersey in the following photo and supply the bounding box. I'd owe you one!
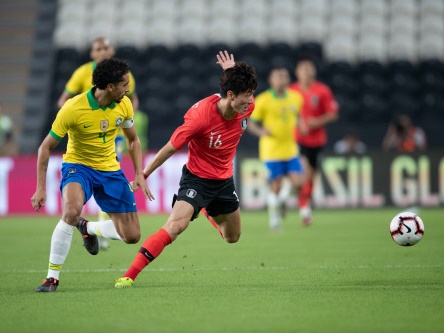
[31,58,152,292]
[57,37,140,248]
[57,37,139,111]
[247,67,306,231]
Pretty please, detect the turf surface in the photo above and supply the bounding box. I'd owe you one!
[1,208,443,333]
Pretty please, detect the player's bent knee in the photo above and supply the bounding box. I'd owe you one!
[62,208,81,225]
[224,233,240,244]
[121,232,140,244]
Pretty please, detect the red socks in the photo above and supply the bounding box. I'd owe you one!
[201,208,218,230]
[298,181,313,208]
[201,208,224,239]
[122,228,172,281]
[122,210,224,281]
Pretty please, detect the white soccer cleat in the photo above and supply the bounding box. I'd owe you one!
[300,206,312,226]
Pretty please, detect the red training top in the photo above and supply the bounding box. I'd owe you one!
[289,81,339,147]
[170,94,255,180]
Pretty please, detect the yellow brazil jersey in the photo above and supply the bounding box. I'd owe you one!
[65,61,136,97]
[251,89,303,161]
[50,88,134,171]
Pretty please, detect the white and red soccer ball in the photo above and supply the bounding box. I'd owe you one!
[390,212,425,246]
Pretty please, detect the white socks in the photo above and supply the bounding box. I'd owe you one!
[87,220,122,241]
[267,192,281,230]
[47,220,74,280]
[45,219,121,280]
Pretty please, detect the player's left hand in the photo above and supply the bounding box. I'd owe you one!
[132,174,155,201]
[216,50,235,70]
[299,119,309,136]
[306,117,323,129]
[31,188,46,212]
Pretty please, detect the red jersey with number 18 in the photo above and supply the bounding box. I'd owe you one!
[170,94,254,180]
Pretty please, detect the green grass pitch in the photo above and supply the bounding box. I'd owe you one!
[1,208,443,333]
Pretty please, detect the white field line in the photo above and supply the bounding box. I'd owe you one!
[3,264,444,274]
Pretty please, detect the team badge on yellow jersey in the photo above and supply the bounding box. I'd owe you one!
[100,120,109,132]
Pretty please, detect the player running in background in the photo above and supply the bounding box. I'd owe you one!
[289,55,339,225]
[57,37,140,249]
[114,51,257,288]
[247,66,305,230]
[32,58,152,292]
[57,37,139,110]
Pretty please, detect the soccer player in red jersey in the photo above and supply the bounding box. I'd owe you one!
[115,51,257,288]
[288,55,339,225]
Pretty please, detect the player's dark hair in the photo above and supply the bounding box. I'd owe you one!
[219,61,257,98]
[268,66,290,76]
[92,57,129,89]
[295,53,316,66]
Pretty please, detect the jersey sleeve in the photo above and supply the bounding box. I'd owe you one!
[321,85,339,114]
[65,66,85,96]
[124,97,134,120]
[127,71,136,97]
[121,97,134,128]
[170,107,206,150]
[50,102,75,140]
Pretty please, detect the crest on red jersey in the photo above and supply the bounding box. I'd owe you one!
[310,95,319,106]
[241,118,248,130]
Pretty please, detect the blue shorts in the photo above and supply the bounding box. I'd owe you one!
[60,163,137,213]
[115,135,124,162]
[264,157,304,182]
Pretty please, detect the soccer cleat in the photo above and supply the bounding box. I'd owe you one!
[98,236,109,250]
[35,277,59,292]
[300,206,312,226]
[115,277,134,289]
[76,217,99,255]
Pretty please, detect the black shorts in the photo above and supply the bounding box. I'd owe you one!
[176,165,240,221]
[299,144,324,169]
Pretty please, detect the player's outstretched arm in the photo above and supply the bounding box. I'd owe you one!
[216,50,235,70]
[31,134,60,212]
[124,126,154,200]
[247,119,270,138]
[143,141,178,179]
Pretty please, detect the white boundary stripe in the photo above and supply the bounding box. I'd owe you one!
[317,264,444,269]
[4,266,289,274]
[4,264,444,274]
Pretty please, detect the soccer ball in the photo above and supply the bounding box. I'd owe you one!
[390,212,424,246]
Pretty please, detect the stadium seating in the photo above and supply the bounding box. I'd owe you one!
[361,0,387,17]
[44,0,444,150]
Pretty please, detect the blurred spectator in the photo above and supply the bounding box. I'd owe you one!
[0,104,17,156]
[382,114,427,152]
[334,131,367,154]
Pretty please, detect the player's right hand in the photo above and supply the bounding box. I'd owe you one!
[31,189,46,212]
[132,174,155,201]
[216,50,235,70]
